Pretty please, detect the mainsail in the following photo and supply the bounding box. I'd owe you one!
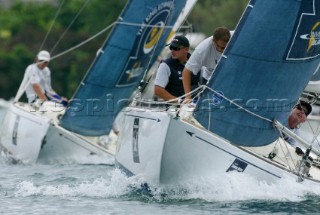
[60,0,186,136]
[194,0,320,146]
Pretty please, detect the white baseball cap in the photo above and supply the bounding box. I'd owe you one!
[37,50,50,62]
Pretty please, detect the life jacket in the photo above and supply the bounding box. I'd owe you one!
[164,57,185,97]
[164,54,199,97]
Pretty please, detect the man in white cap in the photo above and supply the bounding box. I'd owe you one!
[24,50,67,106]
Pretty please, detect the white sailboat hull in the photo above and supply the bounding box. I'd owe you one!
[0,103,50,163]
[0,102,116,164]
[115,107,320,185]
[37,123,116,163]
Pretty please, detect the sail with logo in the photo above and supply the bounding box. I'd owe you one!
[194,0,320,146]
[60,0,186,136]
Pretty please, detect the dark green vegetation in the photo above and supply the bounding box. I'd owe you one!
[0,0,248,100]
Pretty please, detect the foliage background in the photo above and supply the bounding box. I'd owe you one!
[0,0,248,101]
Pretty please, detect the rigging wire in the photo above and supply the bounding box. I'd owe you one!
[50,0,91,54]
[51,21,191,60]
[276,131,300,171]
[51,21,116,60]
[203,85,273,123]
[39,0,65,52]
[133,85,204,106]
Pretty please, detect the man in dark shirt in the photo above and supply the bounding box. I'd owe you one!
[154,35,194,103]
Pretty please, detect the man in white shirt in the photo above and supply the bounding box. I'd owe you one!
[24,50,67,106]
[182,27,231,102]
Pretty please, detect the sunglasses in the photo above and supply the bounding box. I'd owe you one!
[296,104,307,115]
[169,46,182,51]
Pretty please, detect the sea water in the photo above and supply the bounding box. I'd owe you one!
[1,155,320,215]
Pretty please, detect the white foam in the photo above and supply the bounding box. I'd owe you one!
[14,169,132,197]
[13,169,320,202]
[147,172,320,202]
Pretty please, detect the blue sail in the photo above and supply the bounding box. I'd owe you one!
[194,0,320,146]
[60,0,186,136]
[309,67,320,82]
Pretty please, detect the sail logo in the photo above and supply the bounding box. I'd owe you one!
[143,22,165,54]
[117,1,174,86]
[125,61,142,79]
[300,21,320,52]
[226,158,248,173]
[287,0,320,60]
[211,91,224,106]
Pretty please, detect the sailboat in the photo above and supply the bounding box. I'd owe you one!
[0,0,187,164]
[115,0,320,185]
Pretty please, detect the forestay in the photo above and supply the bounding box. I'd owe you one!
[194,0,320,146]
[60,0,186,136]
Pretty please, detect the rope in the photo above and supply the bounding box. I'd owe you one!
[306,119,320,147]
[134,85,204,106]
[118,21,192,29]
[51,21,192,61]
[276,131,299,171]
[51,21,116,60]
[203,85,273,123]
[50,0,91,54]
[39,0,65,51]
[134,83,274,126]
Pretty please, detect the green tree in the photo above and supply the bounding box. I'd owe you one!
[0,0,126,100]
[189,0,249,35]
